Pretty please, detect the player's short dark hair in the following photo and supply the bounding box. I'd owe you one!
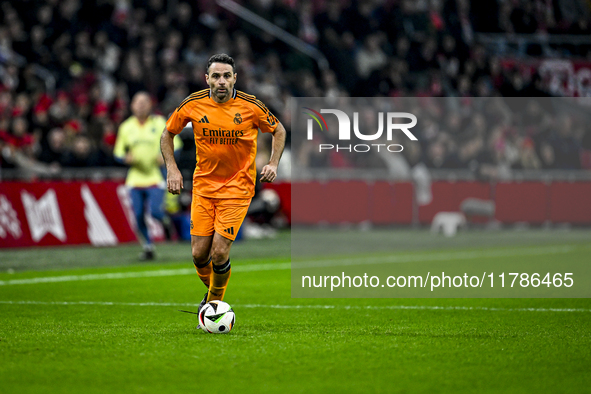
[207,54,235,74]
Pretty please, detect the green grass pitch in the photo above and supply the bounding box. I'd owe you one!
[1,229,590,393]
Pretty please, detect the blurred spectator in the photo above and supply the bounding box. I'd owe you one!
[510,0,539,34]
[62,134,99,167]
[550,115,581,169]
[48,91,73,125]
[539,141,556,169]
[38,127,67,166]
[517,137,542,170]
[315,0,357,91]
[355,33,388,80]
[183,35,209,68]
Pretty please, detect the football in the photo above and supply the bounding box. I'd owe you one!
[199,300,235,334]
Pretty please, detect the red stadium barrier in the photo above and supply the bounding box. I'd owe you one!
[2,179,590,248]
[370,181,413,224]
[0,181,138,248]
[291,180,414,225]
[493,181,591,224]
[324,180,371,223]
[291,181,327,224]
[549,182,591,223]
[418,181,491,224]
[494,182,549,224]
[289,179,591,226]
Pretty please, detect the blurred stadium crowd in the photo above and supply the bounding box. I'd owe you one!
[294,97,591,180]
[1,0,590,177]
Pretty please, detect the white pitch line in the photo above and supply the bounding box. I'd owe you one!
[0,300,589,313]
[0,263,291,286]
[0,268,195,285]
[0,245,576,286]
[293,245,576,269]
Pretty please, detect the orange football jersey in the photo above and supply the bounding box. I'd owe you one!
[166,89,279,198]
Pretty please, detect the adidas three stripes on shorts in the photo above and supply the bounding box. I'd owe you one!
[190,194,251,241]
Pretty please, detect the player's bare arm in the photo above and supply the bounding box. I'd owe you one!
[160,128,183,194]
[260,121,287,183]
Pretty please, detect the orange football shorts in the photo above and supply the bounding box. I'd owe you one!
[190,194,251,241]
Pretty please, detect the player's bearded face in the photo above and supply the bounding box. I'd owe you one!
[206,63,236,103]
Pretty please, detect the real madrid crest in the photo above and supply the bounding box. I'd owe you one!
[234,113,242,125]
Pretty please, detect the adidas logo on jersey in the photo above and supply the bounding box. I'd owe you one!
[223,227,234,235]
[198,116,210,123]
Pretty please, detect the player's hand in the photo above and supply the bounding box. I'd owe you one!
[124,152,134,165]
[260,164,278,183]
[167,167,183,194]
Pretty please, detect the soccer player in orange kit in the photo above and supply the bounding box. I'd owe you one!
[160,54,286,317]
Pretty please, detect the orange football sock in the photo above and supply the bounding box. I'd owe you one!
[193,257,212,288]
[207,259,231,302]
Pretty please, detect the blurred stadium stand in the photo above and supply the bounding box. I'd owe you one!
[1,0,591,237]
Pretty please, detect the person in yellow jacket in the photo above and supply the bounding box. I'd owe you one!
[114,92,167,260]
